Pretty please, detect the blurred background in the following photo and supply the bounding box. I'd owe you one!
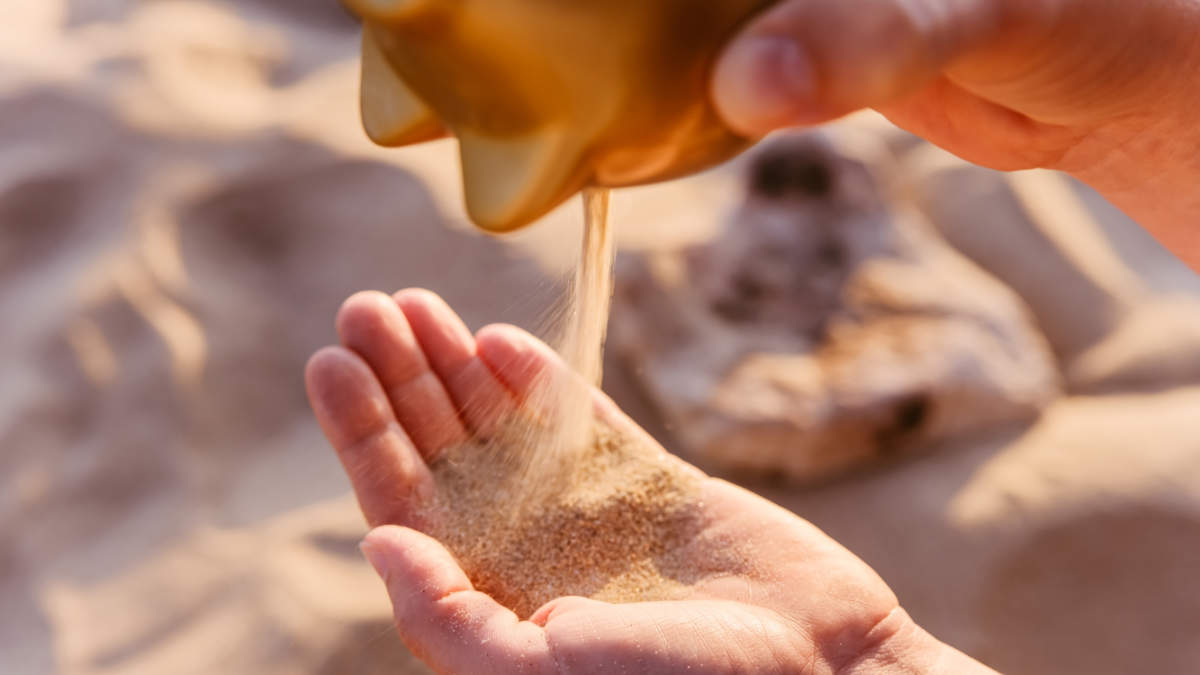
[4,2,1200,674]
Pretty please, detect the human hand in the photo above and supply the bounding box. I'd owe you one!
[306,289,993,673]
[712,0,1200,267]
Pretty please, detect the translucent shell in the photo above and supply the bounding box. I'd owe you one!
[351,0,777,232]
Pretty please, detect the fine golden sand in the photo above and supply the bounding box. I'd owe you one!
[423,419,741,618]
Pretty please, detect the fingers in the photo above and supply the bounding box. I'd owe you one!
[337,291,468,458]
[712,0,1009,135]
[475,323,562,411]
[475,323,627,425]
[305,347,434,527]
[394,289,518,436]
[361,526,553,674]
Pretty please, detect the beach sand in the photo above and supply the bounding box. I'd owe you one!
[3,2,1200,674]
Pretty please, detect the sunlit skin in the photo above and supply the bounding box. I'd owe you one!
[306,0,1200,671]
[712,0,1200,269]
[306,289,994,673]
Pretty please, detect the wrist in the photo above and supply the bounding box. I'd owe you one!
[1044,2,1200,270]
[1058,109,1200,270]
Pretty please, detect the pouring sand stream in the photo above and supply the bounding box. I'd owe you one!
[565,188,616,390]
[545,188,616,461]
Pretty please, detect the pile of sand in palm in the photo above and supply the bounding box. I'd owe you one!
[415,188,748,617]
[421,418,743,618]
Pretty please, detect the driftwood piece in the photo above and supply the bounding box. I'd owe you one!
[610,132,1059,482]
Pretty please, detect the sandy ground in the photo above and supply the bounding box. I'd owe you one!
[3,2,1200,674]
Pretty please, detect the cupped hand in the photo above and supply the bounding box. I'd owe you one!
[305,289,992,674]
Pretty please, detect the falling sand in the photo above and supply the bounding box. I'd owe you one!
[525,188,618,464]
[421,189,743,617]
[565,188,617,390]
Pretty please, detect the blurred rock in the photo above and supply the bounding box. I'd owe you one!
[610,132,1059,483]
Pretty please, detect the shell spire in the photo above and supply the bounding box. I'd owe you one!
[349,0,777,232]
[343,0,434,23]
[359,29,442,147]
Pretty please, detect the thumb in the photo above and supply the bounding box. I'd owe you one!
[360,526,552,674]
[712,0,1008,134]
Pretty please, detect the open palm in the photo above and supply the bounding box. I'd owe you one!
[305,289,987,674]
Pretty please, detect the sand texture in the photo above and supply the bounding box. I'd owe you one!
[426,420,742,617]
[5,3,1200,675]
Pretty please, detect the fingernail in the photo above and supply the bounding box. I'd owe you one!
[713,36,816,134]
[360,538,390,581]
